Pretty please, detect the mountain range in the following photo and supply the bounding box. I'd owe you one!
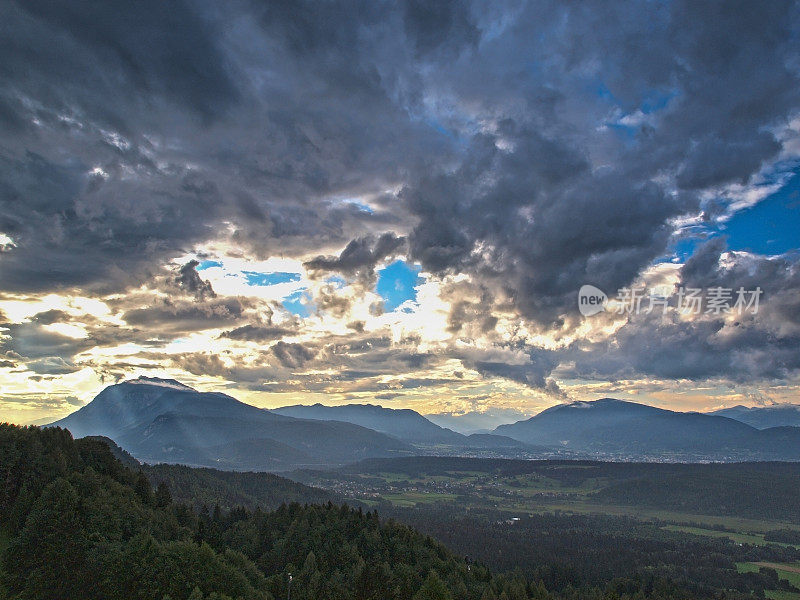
[48,377,533,470]
[48,379,800,469]
[272,402,527,448]
[49,377,411,470]
[273,402,466,444]
[424,409,534,434]
[495,398,800,460]
[709,403,800,429]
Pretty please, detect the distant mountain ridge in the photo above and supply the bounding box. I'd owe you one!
[272,402,532,449]
[273,402,465,444]
[49,381,800,468]
[494,398,800,460]
[49,377,411,470]
[425,409,534,434]
[710,404,800,429]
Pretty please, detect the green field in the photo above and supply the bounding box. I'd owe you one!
[363,470,800,535]
[738,562,800,599]
[317,464,800,541]
[766,591,800,600]
[502,500,799,534]
[382,491,458,506]
[664,525,800,548]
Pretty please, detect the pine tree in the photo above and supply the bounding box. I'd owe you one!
[3,478,90,598]
[480,586,498,600]
[155,481,172,507]
[413,571,454,600]
[134,471,154,505]
[189,586,204,600]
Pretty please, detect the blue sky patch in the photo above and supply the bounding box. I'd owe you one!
[639,89,676,114]
[196,260,222,270]
[282,290,313,317]
[660,166,800,263]
[720,168,800,255]
[243,271,301,287]
[663,235,708,263]
[376,260,422,311]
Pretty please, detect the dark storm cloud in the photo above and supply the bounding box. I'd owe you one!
[175,260,216,301]
[7,0,238,121]
[0,322,90,360]
[271,341,315,369]
[569,310,800,384]
[400,0,800,324]
[121,297,246,333]
[1,0,799,390]
[4,0,796,305]
[458,346,561,389]
[402,0,480,57]
[304,233,406,280]
[0,0,436,294]
[0,0,243,292]
[563,237,800,383]
[25,356,79,375]
[221,324,294,342]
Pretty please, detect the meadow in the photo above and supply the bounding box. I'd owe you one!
[293,457,800,599]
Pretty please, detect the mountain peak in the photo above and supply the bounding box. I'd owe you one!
[49,379,411,470]
[567,398,625,408]
[123,376,196,391]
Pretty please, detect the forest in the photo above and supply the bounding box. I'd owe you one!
[2,424,799,600]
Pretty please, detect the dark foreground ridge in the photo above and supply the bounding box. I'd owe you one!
[4,424,800,599]
[0,423,547,599]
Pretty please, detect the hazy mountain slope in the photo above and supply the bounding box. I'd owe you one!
[144,463,335,510]
[85,435,334,508]
[495,398,800,459]
[48,377,411,470]
[49,376,279,439]
[272,402,467,444]
[425,409,533,434]
[271,402,537,450]
[711,404,800,429]
[463,433,533,448]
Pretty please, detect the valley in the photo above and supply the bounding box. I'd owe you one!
[292,457,800,524]
[17,377,800,599]
[289,456,800,598]
[4,423,800,599]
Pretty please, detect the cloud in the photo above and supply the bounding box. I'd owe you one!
[175,260,216,301]
[121,297,246,333]
[304,233,406,281]
[1,0,800,421]
[221,324,294,342]
[562,238,800,383]
[271,341,315,369]
[26,356,79,375]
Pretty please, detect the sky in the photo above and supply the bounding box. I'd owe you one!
[1,0,800,426]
